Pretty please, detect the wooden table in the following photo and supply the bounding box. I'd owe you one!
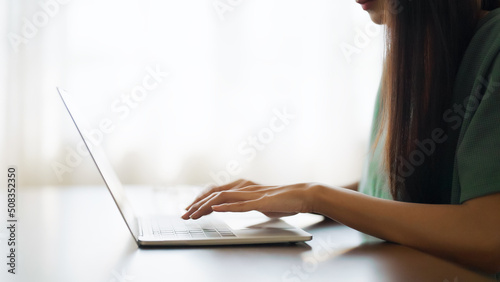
[0,186,496,282]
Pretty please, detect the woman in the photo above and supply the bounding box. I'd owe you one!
[183,0,500,275]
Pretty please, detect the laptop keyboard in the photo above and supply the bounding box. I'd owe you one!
[150,216,236,239]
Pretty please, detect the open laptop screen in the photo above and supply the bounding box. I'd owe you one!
[57,88,139,242]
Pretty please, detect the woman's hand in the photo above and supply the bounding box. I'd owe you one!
[182,179,317,220]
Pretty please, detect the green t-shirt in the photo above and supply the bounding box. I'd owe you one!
[359,8,500,278]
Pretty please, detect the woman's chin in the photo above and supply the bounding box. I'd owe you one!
[368,11,384,25]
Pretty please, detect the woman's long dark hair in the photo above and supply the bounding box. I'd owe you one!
[380,0,499,203]
[483,0,500,10]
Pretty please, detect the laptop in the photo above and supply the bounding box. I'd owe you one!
[57,87,312,247]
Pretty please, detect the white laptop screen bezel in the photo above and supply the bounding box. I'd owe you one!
[57,87,140,244]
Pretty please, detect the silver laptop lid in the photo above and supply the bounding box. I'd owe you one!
[57,88,140,243]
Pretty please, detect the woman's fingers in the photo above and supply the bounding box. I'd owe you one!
[212,198,265,213]
[182,190,262,219]
[183,185,277,219]
[187,191,259,219]
[185,179,258,210]
[185,184,219,211]
[182,193,218,219]
[182,182,312,220]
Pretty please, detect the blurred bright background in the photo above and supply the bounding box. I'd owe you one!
[1,0,383,188]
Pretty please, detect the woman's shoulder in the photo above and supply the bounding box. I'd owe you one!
[467,8,500,56]
[476,8,500,32]
[455,9,500,96]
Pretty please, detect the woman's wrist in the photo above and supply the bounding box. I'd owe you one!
[307,183,338,215]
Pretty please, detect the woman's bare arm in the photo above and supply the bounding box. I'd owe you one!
[314,185,500,273]
[182,179,500,273]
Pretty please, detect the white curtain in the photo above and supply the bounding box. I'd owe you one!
[1,0,383,188]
